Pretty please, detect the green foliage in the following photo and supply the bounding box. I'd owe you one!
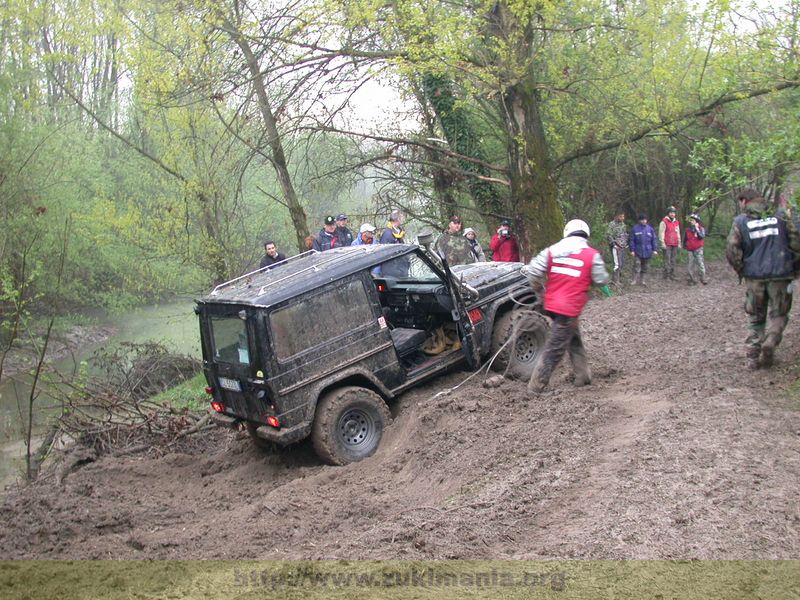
[689,97,800,199]
[1,0,797,317]
[150,372,207,411]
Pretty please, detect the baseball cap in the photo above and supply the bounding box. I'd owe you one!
[667,206,677,213]
[324,215,336,225]
[336,213,348,221]
[463,227,476,236]
[359,223,376,234]
[500,219,510,226]
[689,213,701,222]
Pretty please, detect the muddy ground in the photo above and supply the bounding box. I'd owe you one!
[1,261,798,560]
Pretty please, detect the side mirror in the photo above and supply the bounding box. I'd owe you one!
[417,231,434,250]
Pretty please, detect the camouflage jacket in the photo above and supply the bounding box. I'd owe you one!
[435,231,475,265]
[605,220,629,248]
[726,201,800,279]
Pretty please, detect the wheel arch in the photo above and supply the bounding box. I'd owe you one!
[306,370,392,423]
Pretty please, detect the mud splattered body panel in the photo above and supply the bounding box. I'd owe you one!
[197,245,535,445]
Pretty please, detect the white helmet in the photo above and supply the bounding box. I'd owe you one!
[563,219,590,238]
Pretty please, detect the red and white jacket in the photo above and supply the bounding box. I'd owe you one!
[521,236,609,317]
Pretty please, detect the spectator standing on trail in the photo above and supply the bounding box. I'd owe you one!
[435,215,474,265]
[259,240,287,270]
[334,213,354,247]
[352,223,377,246]
[658,206,681,280]
[629,214,658,286]
[521,219,610,394]
[312,216,338,252]
[725,188,800,369]
[379,210,406,244]
[463,228,486,262]
[684,213,708,285]
[490,219,521,262]
[605,209,629,285]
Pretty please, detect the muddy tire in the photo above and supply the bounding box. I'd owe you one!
[490,309,549,379]
[311,386,391,466]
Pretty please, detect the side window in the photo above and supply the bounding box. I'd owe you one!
[270,278,376,361]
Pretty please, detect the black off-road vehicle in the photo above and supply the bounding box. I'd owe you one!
[197,243,548,465]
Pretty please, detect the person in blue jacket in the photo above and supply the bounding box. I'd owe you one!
[352,223,377,245]
[629,214,658,286]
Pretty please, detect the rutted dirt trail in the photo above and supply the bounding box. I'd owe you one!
[1,261,798,559]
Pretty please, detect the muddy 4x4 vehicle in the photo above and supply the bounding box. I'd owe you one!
[197,243,548,465]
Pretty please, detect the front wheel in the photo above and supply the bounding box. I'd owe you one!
[311,386,391,465]
[490,309,550,379]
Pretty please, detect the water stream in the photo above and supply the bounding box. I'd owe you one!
[0,299,202,487]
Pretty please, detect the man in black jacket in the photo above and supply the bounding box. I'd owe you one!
[313,216,338,252]
[259,240,286,269]
[726,189,800,369]
[334,213,354,247]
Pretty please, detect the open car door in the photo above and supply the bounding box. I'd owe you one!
[438,255,481,369]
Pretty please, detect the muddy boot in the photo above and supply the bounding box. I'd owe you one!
[527,359,549,394]
[700,277,709,285]
[571,351,592,387]
[612,271,621,286]
[746,346,761,370]
[687,276,697,286]
[760,345,774,369]
[640,273,647,287]
[760,333,779,368]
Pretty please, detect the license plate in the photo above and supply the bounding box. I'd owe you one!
[218,377,241,392]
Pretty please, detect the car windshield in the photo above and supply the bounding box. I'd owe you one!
[380,252,441,282]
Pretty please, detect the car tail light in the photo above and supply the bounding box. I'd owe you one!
[211,401,224,413]
[376,283,386,293]
[468,308,483,323]
[204,386,214,395]
[266,415,280,428]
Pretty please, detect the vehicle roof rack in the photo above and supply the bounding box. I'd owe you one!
[209,250,318,296]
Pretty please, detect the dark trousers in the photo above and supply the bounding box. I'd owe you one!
[528,313,590,392]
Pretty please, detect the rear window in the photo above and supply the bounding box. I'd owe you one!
[210,315,250,365]
[270,278,374,361]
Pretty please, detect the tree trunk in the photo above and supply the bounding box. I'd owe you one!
[422,73,505,231]
[501,81,563,259]
[224,19,310,253]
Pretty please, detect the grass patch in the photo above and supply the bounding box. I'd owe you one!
[150,372,208,411]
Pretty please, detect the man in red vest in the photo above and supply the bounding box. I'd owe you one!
[521,219,610,393]
[658,206,681,279]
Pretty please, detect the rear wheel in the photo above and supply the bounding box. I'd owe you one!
[490,309,549,379]
[311,386,391,465]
